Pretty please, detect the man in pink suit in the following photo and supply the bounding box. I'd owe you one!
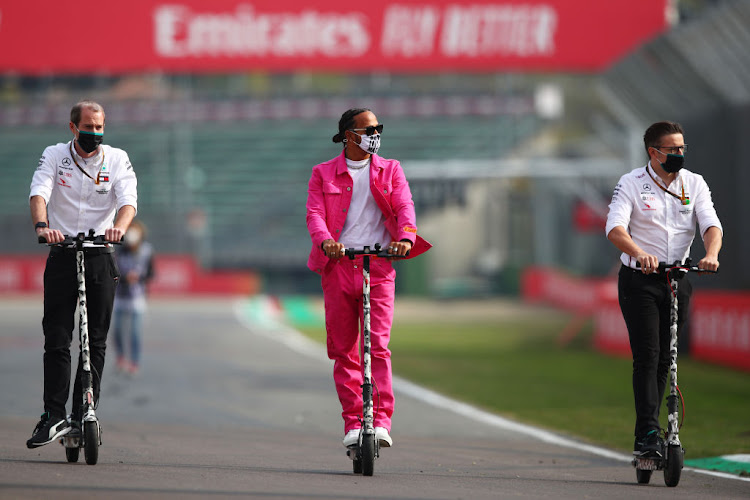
[306,108,430,449]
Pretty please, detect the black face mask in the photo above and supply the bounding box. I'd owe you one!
[660,153,684,174]
[76,129,104,153]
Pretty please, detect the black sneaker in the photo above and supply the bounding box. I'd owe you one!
[67,418,82,439]
[633,429,663,457]
[26,412,71,449]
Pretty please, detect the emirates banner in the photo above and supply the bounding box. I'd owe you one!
[0,1,667,74]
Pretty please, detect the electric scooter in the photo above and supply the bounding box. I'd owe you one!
[39,229,119,465]
[632,259,717,487]
[342,243,404,477]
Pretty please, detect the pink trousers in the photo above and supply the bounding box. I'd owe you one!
[321,256,396,434]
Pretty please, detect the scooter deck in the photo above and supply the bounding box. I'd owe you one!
[60,422,102,448]
[633,455,663,471]
[61,434,81,449]
[345,441,380,460]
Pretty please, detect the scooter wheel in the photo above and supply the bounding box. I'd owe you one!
[84,421,99,465]
[361,434,375,477]
[636,469,652,484]
[664,445,683,487]
[65,446,80,463]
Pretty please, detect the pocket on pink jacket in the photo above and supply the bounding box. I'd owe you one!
[323,182,342,213]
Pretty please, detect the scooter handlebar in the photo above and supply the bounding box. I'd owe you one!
[636,260,718,274]
[38,230,123,246]
[343,244,410,260]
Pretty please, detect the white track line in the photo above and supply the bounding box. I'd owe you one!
[233,297,750,482]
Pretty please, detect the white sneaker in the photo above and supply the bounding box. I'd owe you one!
[375,427,393,447]
[342,429,360,447]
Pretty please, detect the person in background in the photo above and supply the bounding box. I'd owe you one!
[305,107,431,450]
[28,100,137,448]
[605,121,722,456]
[112,218,154,376]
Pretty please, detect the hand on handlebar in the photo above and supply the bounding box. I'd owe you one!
[386,240,412,258]
[696,255,720,274]
[104,227,126,243]
[322,239,346,259]
[636,253,659,275]
[36,227,65,244]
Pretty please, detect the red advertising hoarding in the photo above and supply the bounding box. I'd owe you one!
[0,1,668,74]
[690,292,750,372]
[0,255,257,296]
[520,265,614,314]
[522,266,750,372]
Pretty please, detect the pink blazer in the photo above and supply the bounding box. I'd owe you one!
[306,151,431,274]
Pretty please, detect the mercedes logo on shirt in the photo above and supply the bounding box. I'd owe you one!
[643,184,651,191]
[62,158,71,166]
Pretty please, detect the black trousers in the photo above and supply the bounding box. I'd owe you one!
[617,265,691,438]
[42,247,119,419]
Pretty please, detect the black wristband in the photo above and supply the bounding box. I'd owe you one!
[35,222,48,230]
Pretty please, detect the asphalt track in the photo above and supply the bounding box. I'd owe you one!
[0,297,747,499]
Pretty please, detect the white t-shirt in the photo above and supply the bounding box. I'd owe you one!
[339,158,391,250]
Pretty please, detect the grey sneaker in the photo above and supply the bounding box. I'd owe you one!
[26,412,70,449]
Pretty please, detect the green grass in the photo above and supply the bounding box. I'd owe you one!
[295,305,750,458]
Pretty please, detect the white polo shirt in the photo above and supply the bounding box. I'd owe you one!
[606,163,722,269]
[29,141,138,237]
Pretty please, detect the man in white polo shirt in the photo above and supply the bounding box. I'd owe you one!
[27,100,137,448]
[605,121,722,456]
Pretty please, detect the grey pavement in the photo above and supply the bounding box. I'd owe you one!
[0,297,746,499]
